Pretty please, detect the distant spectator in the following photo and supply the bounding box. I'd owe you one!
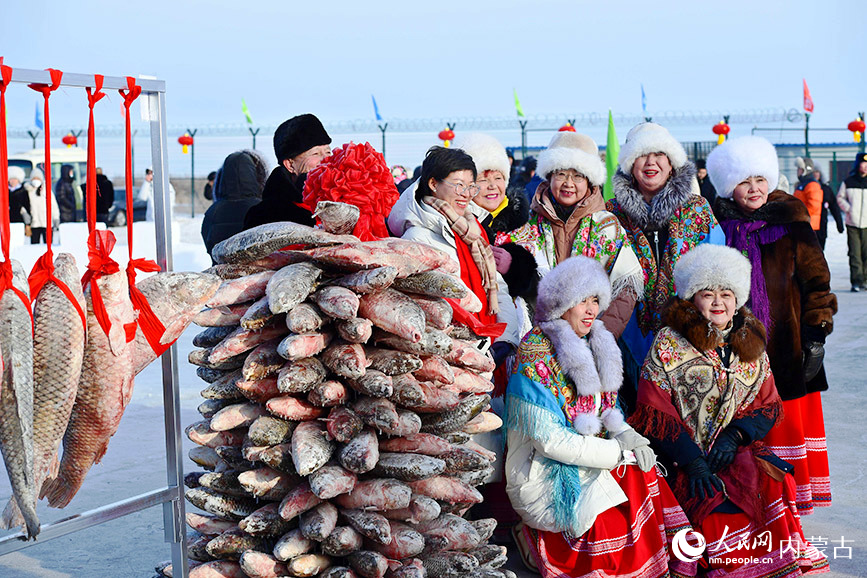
[142,168,177,221]
[243,114,332,230]
[695,158,717,207]
[397,165,422,194]
[520,156,542,203]
[81,167,115,224]
[391,165,408,187]
[27,168,59,244]
[8,166,30,224]
[777,173,791,194]
[813,168,843,250]
[204,171,217,201]
[55,164,77,222]
[202,150,268,260]
[794,157,822,232]
[837,152,867,292]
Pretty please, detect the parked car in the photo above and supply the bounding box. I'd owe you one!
[9,148,88,219]
[107,188,147,227]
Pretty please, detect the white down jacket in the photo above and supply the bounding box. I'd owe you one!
[387,183,522,347]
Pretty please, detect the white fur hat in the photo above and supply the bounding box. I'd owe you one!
[706,136,779,199]
[7,166,25,183]
[455,133,511,187]
[618,122,688,175]
[535,256,612,323]
[536,132,606,187]
[674,244,752,308]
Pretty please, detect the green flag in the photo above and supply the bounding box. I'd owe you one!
[513,89,525,118]
[242,99,254,125]
[604,110,619,201]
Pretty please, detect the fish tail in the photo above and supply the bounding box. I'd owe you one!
[42,476,81,509]
[0,497,23,529]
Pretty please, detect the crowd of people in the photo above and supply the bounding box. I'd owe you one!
[30,110,852,577]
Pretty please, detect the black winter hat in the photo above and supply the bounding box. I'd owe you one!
[273,114,332,162]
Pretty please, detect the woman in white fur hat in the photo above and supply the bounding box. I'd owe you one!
[607,122,724,412]
[505,256,695,578]
[631,244,828,576]
[707,135,836,516]
[496,131,644,339]
[455,133,536,302]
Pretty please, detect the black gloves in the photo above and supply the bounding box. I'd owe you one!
[707,427,744,473]
[837,223,845,234]
[685,457,724,500]
[802,341,825,382]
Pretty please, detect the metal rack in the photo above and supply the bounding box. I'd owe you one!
[0,67,189,577]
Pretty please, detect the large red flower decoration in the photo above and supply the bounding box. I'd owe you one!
[303,142,399,241]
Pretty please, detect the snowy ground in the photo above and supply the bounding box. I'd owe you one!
[0,223,865,576]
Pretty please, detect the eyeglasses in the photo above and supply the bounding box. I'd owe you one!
[551,170,586,184]
[438,180,481,198]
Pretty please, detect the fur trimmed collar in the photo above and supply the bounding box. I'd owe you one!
[538,319,625,435]
[487,185,531,235]
[714,190,810,226]
[612,162,697,231]
[663,299,767,363]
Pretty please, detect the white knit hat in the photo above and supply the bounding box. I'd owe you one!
[536,132,606,187]
[455,133,511,187]
[7,166,25,183]
[674,244,752,308]
[535,256,612,323]
[617,122,688,175]
[706,136,779,199]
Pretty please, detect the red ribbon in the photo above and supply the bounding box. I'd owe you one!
[445,298,507,340]
[25,68,86,331]
[80,229,120,340]
[85,75,106,232]
[119,77,168,355]
[0,61,33,323]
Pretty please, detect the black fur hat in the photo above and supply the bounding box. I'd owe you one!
[273,114,332,162]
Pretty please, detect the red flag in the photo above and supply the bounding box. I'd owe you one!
[803,78,814,113]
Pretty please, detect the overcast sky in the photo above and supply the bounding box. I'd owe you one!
[1,0,863,172]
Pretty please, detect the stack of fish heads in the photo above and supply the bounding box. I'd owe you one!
[171,217,509,578]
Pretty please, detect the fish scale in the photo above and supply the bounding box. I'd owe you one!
[42,268,136,509]
[0,260,38,538]
[5,255,85,533]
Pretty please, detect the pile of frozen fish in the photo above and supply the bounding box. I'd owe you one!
[161,205,512,578]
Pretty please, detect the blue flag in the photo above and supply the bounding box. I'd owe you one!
[641,84,647,114]
[371,95,382,122]
[34,101,43,130]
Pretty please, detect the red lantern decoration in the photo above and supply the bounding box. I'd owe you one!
[437,128,455,148]
[558,123,576,132]
[178,133,194,154]
[848,118,865,143]
[62,133,77,148]
[712,121,731,145]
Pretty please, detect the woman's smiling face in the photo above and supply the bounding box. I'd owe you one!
[632,152,672,197]
[561,296,600,337]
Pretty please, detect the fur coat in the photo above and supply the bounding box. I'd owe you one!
[714,191,837,400]
[631,299,784,524]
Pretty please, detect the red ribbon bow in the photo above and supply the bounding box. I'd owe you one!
[80,229,120,340]
[0,62,32,323]
[117,77,169,355]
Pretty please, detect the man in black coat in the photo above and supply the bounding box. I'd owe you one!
[56,164,78,222]
[81,168,116,224]
[242,114,332,230]
[813,168,844,250]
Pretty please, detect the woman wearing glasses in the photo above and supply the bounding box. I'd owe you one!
[496,132,644,340]
[387,146,522,353]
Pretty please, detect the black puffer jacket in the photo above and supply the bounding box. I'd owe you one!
[55,164,77,222]
[242,165,315,230]
[202,150,268,259]
[478,186,537,300]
